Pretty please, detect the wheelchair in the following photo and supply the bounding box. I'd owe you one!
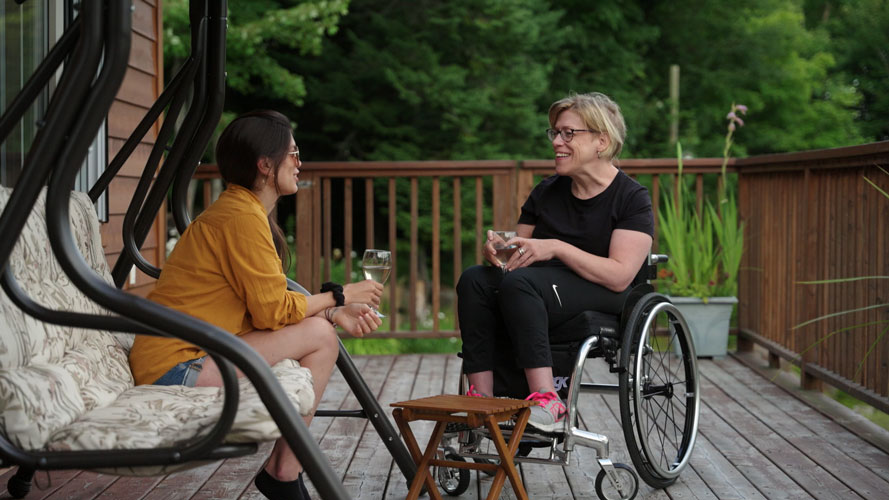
[435,255,700,500]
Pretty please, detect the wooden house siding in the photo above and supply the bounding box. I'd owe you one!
[104,0,164,297]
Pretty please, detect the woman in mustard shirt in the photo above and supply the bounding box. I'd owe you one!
[129,110,382,500]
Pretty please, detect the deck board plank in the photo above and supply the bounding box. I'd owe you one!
[699,360,889,499]
[337,356,401,500]
[141,461,222,500]
[302,355,372,498]
[5,354,889,499]
[346,355,421,500]
[43,471,117,500]
[621,356,768,500]
[192,444,269,500]
[95,475,164,500]
[715,356,889,482]
[699,366,854,499]
[585,357,671,500]
[315,355,389,481]
[11,470,82,500]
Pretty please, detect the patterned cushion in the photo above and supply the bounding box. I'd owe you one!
[0,187,314,467]
[47,358,314,450]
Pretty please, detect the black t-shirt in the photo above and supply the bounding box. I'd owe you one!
[517,171,654,266]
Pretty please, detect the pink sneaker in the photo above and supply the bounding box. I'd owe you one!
[466,385,488,397]
[525,391,566,432]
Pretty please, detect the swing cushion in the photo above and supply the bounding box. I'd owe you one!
[0,187,314,471]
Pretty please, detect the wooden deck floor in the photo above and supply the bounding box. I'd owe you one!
[3,352,889,499]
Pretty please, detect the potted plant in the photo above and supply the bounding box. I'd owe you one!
[657,104,747,357]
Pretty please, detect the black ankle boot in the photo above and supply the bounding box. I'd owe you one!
[298,473,311,499]
[254,469,306,500]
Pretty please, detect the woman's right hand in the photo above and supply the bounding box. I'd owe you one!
[483,230,505,268]
[343,279,383,308]
[332,303,383,337]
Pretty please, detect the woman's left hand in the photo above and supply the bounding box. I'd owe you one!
[333,303,383,337]
[505,238,556,271]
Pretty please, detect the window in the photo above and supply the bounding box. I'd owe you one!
[1,0,108,220]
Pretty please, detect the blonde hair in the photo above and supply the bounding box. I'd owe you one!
[548,92,626,160]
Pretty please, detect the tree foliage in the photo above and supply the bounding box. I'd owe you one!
[804,0,889,142]
[296,0,564,161]
[161,0,886,285]
[163,0,350,132]
[163,0,886,160]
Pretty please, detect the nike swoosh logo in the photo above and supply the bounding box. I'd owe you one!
[552,284,562,308]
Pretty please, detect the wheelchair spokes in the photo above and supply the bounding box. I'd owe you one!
[620,294,700,489]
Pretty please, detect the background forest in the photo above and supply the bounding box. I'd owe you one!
[162,0,888,353]
[163,0,888,162]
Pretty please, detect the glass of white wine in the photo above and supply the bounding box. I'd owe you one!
[362,249,391,317]
[491,230,518,271]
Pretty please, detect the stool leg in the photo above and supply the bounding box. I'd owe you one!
[483,413,529,500]
[394,410,445,500]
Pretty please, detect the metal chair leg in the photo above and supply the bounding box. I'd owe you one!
[335,341,418,485]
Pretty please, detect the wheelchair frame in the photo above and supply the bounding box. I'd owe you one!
[436,256,701,500]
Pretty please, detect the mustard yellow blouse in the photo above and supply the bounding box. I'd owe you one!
[129,184,307,385]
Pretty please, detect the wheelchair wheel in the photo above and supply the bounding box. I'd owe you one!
[594,463,639,500]
[618,293,700,489]
[436,450,470,496]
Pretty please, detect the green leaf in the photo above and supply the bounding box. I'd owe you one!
[793,303,889,330]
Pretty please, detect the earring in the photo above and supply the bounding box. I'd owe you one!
[597,150,601,159]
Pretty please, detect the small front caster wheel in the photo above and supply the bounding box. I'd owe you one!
[595,463,639,500]
[436,452,470,496]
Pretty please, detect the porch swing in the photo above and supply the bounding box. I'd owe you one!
[0,1,414,498]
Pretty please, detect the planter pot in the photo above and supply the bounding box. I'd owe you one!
[669,296,738,358]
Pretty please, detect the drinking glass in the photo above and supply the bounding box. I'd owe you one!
[491,230,518,270]
[362,249,391,317]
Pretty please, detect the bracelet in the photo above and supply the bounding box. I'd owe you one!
[321,281,345,307]
[324,306,338,328]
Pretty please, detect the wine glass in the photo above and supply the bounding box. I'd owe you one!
[491,230,518,271]
[362,249,391,317]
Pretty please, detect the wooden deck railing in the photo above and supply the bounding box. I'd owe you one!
[192,159,732,337]
[289,158,730,338]
[735,141,889,412]
[189,141,889,411]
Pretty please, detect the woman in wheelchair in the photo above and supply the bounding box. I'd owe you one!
[128,111,383,500]
[457,92,654,434]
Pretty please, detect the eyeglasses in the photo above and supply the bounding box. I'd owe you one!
[546,128,597,142]
[286,149,300,161]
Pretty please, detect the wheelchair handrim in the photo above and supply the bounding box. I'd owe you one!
[632,301,700,480]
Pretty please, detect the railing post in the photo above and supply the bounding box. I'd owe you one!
[492,164,517,229]
[295,171,315,289]
[516,161,536,221]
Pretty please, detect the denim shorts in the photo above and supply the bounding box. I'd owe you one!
[153,356,207,387]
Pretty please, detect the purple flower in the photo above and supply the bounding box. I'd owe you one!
[726,107,745,128]
[736,104,748,114]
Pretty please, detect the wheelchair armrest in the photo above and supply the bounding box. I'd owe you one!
[651,254,669,264]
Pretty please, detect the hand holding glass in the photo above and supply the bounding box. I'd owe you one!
[491,230,518,270]
[362,249,391,317]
